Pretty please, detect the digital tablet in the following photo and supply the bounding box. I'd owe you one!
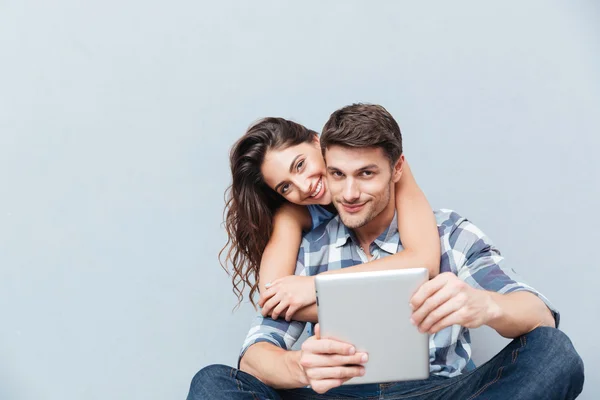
[315,268,430,385]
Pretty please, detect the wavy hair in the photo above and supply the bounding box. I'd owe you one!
[219,117,318,308]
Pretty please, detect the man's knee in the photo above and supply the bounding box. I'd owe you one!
[188,364,235,398]
[527,327,584,385]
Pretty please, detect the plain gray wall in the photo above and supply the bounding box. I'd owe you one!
[1,1,598,399]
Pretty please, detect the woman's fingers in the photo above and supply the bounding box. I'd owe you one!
[258,286,277,308]
[285,304,299,321]
[270,300,288,320]
[260,293,281,317]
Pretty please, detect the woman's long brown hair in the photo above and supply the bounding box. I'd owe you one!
[219,118,319,309]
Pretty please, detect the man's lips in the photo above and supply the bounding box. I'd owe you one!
[341,203,365,213]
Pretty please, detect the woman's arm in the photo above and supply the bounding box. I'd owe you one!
[257,203,311,295]
[257,203,317,321]
[325,159,440,278]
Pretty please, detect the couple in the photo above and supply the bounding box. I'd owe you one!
[189,104,584,399]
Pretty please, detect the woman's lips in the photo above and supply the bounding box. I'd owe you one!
[309,177,325,200]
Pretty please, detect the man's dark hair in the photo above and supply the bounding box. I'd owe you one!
[320,103,403,164]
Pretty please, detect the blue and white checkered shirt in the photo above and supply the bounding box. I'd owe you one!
[240,209,559,377]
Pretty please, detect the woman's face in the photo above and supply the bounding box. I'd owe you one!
[260,138,332,206]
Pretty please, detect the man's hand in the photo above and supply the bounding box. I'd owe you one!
[409,272,501,334]
[299,324,368,394]
[258,276,316,321]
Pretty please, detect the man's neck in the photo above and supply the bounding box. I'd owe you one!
[353,197,396,253]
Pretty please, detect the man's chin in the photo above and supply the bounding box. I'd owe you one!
[339,213,368,229]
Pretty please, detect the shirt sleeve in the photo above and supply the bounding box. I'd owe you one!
[446,213,560,328]
[238,247,308,367]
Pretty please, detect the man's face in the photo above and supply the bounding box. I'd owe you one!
[325,145,402,229]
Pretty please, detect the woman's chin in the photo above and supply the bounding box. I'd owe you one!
[318,192,332,206]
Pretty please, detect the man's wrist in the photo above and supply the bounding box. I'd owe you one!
[284,350,308,388]
[484,291,504,326]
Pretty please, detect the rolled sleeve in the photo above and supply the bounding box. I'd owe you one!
[238,313,306,368]
[238,247,309,367]
[449,215,560,328]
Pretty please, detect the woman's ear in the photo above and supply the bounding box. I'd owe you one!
[392,154,405,183]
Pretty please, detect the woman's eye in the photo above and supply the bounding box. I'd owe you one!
[296,160,304,171]
[281,184,291,194]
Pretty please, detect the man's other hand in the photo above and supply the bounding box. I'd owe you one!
[409,272,501,334]
[299,324,368,394]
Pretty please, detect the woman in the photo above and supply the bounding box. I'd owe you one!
[220,117,440,322]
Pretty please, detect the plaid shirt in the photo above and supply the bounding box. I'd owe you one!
[240,209,559,377]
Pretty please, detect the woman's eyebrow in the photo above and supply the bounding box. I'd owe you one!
[288,154,303,172]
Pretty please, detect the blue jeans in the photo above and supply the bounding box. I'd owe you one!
[187,327,584,399]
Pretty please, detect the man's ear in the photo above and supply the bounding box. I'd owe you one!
[392,154,405,183]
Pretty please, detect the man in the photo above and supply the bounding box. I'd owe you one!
[189,104,584,399]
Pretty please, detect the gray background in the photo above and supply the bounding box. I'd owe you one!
[1,1,598,399]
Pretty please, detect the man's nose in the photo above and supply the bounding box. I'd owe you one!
[343,179,360,202]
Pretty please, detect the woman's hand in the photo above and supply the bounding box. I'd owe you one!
[258,276,316,321]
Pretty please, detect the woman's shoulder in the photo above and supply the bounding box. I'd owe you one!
[306,204,336,230]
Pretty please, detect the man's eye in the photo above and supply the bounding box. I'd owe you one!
[296,160,304,171]
[332,171,343,177]
[361,171,373,176]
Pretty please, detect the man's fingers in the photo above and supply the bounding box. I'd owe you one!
[410,285,456,326]
[302,337,355,355]
[305,365,365,381]
[410,273,451,310]
[300,352,368,369]
[417,295,463,333]
[310,379,348,394]
[428,310,463,334]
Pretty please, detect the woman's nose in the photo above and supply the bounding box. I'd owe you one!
[293,177,311,195]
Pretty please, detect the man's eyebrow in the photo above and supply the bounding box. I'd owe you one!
[326,164,379,174]
[357,164,379,171]
[289,154,303,173]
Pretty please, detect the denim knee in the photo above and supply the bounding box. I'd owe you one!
[188,364,234,398]
[527,327,584,385]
